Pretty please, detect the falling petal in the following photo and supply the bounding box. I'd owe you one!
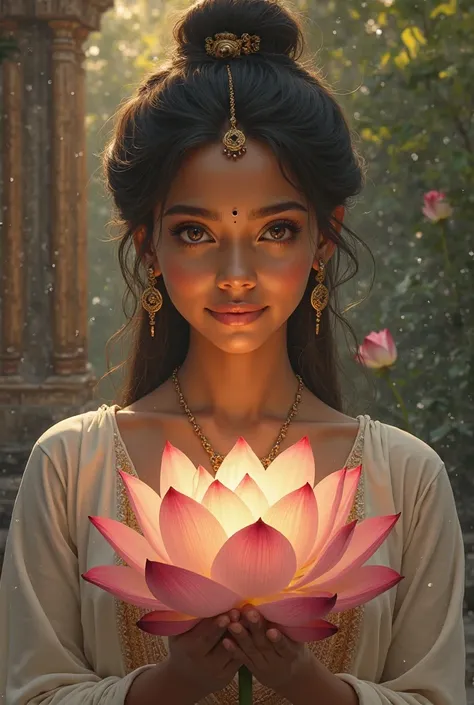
[145,560,241,617]
[211,518,297,597]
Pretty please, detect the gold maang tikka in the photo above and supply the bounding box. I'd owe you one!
[205,32,261,159]
[311,260,329,335]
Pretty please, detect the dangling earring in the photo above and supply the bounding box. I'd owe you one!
[310,260,329,336]
[141,265,163,338]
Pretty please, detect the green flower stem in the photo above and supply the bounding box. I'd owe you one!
[238,665,253,705]
[379,368,414,434]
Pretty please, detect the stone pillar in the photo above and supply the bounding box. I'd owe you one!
[0,0,114,569]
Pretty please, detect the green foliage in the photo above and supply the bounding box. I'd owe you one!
[85,0,473,524]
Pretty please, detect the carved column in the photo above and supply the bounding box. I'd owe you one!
[0,21,23,379]
[0,0,115,570]
[74,26,91,375]
[49,19,81,376]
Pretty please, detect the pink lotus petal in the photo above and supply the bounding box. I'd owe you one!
[201,480,254,536]
[331,466,362,537]
[145,560,241,617]
[262,437,315,504]
[262,483,318,568]
[159,487,228,574]
[211,518,297,597]
[215,438,267,491]
[82,564,162,609]
[255,594,337,625]
[234,473,270,519]
[118,471,169,562]
[160,441,197,498]
[279,619,338,643]
[88,515,161,572]
[137,610,200,636]
[307,469,346,562]
[329,565,403,613]
[308,513,401,590]
[191,465,214,503]
[292,520,357,589]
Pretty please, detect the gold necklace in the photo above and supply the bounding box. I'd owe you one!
[171,368,304,472]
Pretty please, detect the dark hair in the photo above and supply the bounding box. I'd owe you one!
[99,0,374,411]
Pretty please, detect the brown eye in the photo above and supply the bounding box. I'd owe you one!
[188,227,204,241]
[269,225,287,240]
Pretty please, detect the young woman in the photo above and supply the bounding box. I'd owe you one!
[0,0,466,704]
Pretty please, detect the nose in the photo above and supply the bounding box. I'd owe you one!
[215,243,257,292]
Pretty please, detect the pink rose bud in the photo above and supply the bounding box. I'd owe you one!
[355,328,397,369]
[422,190,453,223]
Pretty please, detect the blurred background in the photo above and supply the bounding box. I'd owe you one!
[0,0,473,695]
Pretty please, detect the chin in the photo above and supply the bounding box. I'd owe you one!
[203,330,271,355]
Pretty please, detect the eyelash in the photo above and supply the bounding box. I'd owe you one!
[168,219,303,248]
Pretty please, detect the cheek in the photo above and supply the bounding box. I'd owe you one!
[160,253,213,300]
[263,257,312,298]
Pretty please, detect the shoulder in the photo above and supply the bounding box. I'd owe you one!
[33,405,112,472]
[367,416,446,504]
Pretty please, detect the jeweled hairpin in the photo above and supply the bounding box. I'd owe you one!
[204,32,261,160]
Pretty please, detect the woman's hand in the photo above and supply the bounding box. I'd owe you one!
[222,604,316,693]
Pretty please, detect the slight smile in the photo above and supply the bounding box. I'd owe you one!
[206,304,268,326]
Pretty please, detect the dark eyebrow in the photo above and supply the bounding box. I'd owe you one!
[163,200,308,221]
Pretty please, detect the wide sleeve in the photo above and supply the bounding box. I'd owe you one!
[337,463,466,705]
[0,441,154,705]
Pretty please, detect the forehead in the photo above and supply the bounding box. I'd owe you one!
[163,139,304,209]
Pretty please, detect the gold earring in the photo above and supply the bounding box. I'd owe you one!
[141,265,163,338]
[310,260,329,336]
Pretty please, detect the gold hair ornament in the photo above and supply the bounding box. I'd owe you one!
[311,260,329,336]
[142,265,163,338]
[205,32,261,160]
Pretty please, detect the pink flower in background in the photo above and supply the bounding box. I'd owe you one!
[82,439,402,642]
[422,190,453,223]
[355,329,397,369]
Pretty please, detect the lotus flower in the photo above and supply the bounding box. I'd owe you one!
[355,328,397,369]
[422,190,453,223]
[82,438,402,644]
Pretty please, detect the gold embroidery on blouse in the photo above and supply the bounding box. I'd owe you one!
[112,407,366,704]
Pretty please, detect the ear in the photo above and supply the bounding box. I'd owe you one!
[133,227,161,275]
[312,205,345,271]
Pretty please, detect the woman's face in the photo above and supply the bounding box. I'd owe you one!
[150,139,336,354]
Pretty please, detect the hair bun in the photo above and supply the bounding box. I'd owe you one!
[173,0,304,63]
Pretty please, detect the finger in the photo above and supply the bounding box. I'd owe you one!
[241,607,272,652]
[191,614,231,651]
[228,621,266,669]
[266,627,296,658]
[222,637,253,670]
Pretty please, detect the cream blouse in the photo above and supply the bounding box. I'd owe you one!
[0,405,467,705]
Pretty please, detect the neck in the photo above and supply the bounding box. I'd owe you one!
[177,328,300,425]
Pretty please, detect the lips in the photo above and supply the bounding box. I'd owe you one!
[207,304,268,327]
